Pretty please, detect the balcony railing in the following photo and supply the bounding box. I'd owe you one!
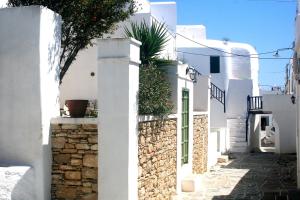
[247,95,263,111]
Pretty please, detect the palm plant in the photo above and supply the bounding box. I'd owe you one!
[124,20,172,66]
[124,20,174,116]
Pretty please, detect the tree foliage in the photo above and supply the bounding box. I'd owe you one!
[8,0,135,82]
[125,20,173,116]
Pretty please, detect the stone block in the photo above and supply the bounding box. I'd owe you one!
[81,186,92,193]
[62,149,77,153]
[61,124,80,129]
[52,137,66,149]
[83,155,98,167]
[91,144,98,150]
[82,124,97,130]
[76,144,90,150]
[53,154,70,164]
[92,184,97,192]
[82,168,97,179]
[71,159,82,166]
[88,136,98,144]
[65,143,75,149]
[81,193,97,200]
[65,171,81,180]
[65,180,82,186]
[56,186,77,199]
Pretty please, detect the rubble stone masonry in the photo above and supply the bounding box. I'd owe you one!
[193,115,208,174]
[51,123,98,200]
[138,118,177,200]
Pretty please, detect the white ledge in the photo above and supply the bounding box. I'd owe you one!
[193,111,209,116]
[51,117,98,124]
[138,114,178,122]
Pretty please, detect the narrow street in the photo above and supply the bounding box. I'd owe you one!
[175,153,297,200]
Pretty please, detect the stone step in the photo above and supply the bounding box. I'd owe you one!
[231,142,248,147]
[229,130,246,137]
[230,136,246,142]
[230,146,248,153]
[181,175,202,192]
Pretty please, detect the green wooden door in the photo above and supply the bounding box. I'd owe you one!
[182,89,189,164]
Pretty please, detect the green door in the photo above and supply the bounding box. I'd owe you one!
[182,89,189,164]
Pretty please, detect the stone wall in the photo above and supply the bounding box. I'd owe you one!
[138,118,177,200]
[193,115,208,174]
[51,123,98,200]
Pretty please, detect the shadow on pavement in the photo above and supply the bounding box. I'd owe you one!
[212,153,297,200]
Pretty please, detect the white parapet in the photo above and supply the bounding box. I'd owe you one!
[97,38,141,200]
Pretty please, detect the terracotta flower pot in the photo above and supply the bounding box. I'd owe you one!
[65,100,88,118]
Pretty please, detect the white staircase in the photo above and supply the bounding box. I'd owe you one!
[227,118,248,153]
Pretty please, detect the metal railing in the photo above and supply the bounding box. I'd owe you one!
[210,82,226,113]
[247,95,263,111]
[246,95,263,142]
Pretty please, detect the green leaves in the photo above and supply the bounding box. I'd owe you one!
[124,20,171,66]
[124,20,174,116]
[139,64,173,116]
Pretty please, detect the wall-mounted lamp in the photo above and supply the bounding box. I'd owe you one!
[291,95,296,104]
[186,65,202,83]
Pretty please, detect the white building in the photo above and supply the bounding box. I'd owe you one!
[177,25,260,157]
[293,0,300,188]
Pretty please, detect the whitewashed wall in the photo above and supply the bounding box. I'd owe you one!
[263,94,297,153]
[176,25,207,47]
[0,0,7,8]
[194,76,210,112]
[59,0,177,106]
[0,6,61,200]
[59,43,98,107]
[177,38,259,127]
[226,79,253,118]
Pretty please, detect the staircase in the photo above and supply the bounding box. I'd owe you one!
[227,117,248,153]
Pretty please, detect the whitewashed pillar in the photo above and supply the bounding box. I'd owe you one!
[97,38,141,200]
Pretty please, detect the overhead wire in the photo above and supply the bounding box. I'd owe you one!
[150,15,293,60]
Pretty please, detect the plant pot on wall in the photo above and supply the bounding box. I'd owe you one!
[65,100,88,118]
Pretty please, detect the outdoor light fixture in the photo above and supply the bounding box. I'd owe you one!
[291,95,296,104]
[186,65,202,83]
[273,50,279,57]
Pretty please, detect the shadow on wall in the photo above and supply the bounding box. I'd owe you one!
[47,13,62,82]
[211,153,297,200]
[0,166,35,200]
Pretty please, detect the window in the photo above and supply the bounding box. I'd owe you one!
[181,89,189,164]
[210,56,220,73]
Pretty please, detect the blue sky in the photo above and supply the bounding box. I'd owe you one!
[151,0,296,88]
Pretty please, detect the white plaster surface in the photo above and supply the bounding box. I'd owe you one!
[51,117,97,124]
[226,80,253,118]
[0,166,34,200]
[263,94,297,153]
[59,1,178,106]
[194,76,210,112]
[0,6,61,200]
[0,0,7,8]
[97,38,140,200]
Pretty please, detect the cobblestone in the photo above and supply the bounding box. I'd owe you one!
[174,153,297,200]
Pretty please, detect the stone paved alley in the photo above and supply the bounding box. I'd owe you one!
[174,153,297,200]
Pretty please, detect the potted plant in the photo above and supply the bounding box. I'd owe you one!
[65,99,89,118]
